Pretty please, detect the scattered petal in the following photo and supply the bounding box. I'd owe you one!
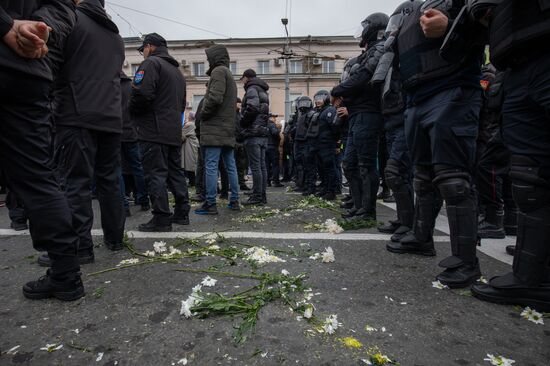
[201,276,217,287]
[340,337,363,349]
[520,307,544,325]
[6,345,20,355]
[484,354,515,366]
[96,352,104,362]
[432,281,449,290]
[177,358,188,365]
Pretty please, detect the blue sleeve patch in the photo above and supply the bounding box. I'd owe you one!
[134,70,145,85]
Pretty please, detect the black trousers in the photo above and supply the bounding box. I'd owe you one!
[0,70,79,279]
[55,127,125,250]
[6,189,27,223]
[140,141,190,218]
[235,143,248,186]
[266,147,280,183]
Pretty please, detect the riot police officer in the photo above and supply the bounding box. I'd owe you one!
[331,13,387,221]
[386,0,486,288]
[472,0,550,311]
[291,96,314,192]
[131,33,190,231]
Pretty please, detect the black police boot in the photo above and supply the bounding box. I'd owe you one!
[359,167,378,220]
[387,193,441,256]
[10,220,28,231]
[23,270,85,301]
[506,245,516,256]
[37,251,95,267]
[436,197,481,288]
[140,202,151,211]
[105,241,124,251]
[322,192,337,201]
[315,190,327,198]
[504,206,519,236]
[227,200,241,211]
[341,207,358,219]
[172,207,190,225]
[344,208,376,222]
[273,182,284,188]
[478,204,506,239]
[240,184,251,191]
[472,207,550,311]
[190,194,206,203]
[378,220,400,234]
[138,216,172,232]
[347,174,363,215]
[390,225,411,243]
[340,198,354,210]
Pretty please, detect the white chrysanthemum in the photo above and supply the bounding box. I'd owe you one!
[322,247,335,263]
[208,244,220,250]
[180,285,204,318]
[117,258,139,267]
[432,280,449,290]
[309,253,321,260]
[281,269,290,276]
[520,307,544,325]
[40,344,63,352]
[303,304,314,319]
[201,276,217,287]
[323,219,344,234]
[153,241,167,253]
[143,250,156,257]
[206,238,217,245]
[322,314,341,334]
[484,354,516,366]
[243,247,286,264]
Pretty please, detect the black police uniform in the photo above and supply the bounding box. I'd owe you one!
[52,0,125,257]
[389,0,485,288]
[472,0,550,311]
[292,103,314,191]
[0,0,83,300]
[131,35,190,231]
[266,121,282,186]
[332,16,385,220]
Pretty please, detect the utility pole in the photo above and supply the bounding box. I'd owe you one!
[281,18,291,123]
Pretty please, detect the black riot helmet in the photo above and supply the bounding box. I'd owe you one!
[386,1,422,37]
[296,96,313,111]
[354,12,390,48]
[313,90,330,107]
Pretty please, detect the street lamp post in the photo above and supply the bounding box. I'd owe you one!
[281,18,291,124]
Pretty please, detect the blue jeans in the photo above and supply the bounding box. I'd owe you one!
[204,146,239,205]
[244,137,268,201]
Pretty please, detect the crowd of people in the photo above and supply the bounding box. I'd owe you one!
[0,0,549,314]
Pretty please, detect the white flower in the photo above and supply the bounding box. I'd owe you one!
[322,247,335,263]
[323,219,344,234]
[180,285,204,318]
[281,269,290,276]
[432,280,449,290]
[479,276,489,284]
[40,344,63,352]
[322,314,341,334]
[6,345,20,355]
[177,358,188,365]
[208,244,220,250]
[117,258,139,267]
[520,307,544,325]
[153,241,167,253]
[201,276,217,287]
[299,242,310,248]
[365,325,377,332]
[168,246,182,256]
[484,354,516,366]
[206,238,217,245]
[309,253,321,260]
[303,304,314,319]
[96,352,104,362]
[243,247,286,265]
[143,250,156,257]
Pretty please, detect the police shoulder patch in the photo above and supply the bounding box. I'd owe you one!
[327,112,333,118]
[134,70,145,85]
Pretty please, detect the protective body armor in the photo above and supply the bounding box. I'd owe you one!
[294,110,315,142]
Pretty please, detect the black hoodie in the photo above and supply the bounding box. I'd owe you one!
[0,0,76,81]
[240,77,270,139]
[53,0,124,133]
[130,46,187,146]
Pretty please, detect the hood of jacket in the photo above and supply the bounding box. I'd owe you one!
[149,46,180,67]
[244,77,269,92]
[77,0,119,33]
[206,45,230,75]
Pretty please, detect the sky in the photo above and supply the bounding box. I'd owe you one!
[106,0,405,41]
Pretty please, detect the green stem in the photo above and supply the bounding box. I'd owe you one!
[175,267,264,280]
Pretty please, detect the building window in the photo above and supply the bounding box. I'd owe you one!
[192,95,204,112]
[230,61,237,75]
[322,60,335,74]
[193,62,205,77]
[257,60,270,75]
[289,60,303,74]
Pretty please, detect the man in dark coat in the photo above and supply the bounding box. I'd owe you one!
[194,44,240,215]
[131,33,190,232]
[240,69,270,205]
[37,0,125,268]
[0,0,84,301]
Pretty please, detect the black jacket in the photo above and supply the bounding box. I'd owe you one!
[331,45,383,117]
[0,0,75,81]
[121,72,137,142]
[130,46,186,146]
[240,77,270,139]
[267,122,280,148]
[53,0,124,133]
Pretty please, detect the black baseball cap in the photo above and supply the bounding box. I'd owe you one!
[138,33,167,52]
[240,69,257,80]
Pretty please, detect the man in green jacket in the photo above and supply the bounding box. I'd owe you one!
[195,44,240,215]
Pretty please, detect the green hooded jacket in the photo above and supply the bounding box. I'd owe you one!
[200,44,238,147]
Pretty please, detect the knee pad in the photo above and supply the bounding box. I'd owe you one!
[413,166,435,197]
[509,155,550,212]
[385,159,405,191]
[433,166,471,205]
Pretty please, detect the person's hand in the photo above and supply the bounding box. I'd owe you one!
[331,96,343,107]
[337,107,348,117]
[420,9,449,38]
[2,20,50,58]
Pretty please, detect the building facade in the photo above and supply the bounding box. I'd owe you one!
[123,35,359,122]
